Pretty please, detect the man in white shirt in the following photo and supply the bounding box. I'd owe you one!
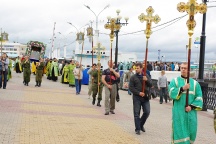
[174,62,179,71]
[73,62,83,95]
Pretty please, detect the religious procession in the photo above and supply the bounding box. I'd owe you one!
[0,0,216,144]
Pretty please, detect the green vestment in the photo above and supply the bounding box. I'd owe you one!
[68,64,75,86]
[7,59,12,80]
[169,76,203,144]
[50,61,59,77]
[61,65,69,83]
[46,61,51,76]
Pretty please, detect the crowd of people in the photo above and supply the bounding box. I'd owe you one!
[1,55,215,143]
[118,61,181,71]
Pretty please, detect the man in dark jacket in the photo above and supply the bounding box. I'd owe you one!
[129,62,152,135]
[147,61,153,71]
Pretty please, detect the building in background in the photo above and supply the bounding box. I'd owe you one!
[0,32,27,58]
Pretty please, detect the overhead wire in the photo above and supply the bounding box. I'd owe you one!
[99,14,188,36]
[51,6,215,47]
[152,14,187,32]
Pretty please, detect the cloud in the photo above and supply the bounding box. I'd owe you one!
[0,0,215,62]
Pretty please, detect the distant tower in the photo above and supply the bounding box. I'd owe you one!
[1,32,9,42]
[158,50,160,62]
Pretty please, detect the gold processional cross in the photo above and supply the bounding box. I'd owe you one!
[93,42,105,94]
[138,6,160,93]
[138,6,161,39]
[177,0,207,107]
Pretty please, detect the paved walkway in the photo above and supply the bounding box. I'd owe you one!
[0,72,215,144]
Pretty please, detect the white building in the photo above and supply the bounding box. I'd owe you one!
[116,52,137,63]
[0,32,27,58]
[74,42,137,69]
[1,43,27,58]
[74,47,110,69]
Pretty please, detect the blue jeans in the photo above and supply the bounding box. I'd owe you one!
[0,70,8,88]
[75,79,82,93]
[133,95,150,131]
[159,88,167,103]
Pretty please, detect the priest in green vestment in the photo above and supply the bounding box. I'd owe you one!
[169,62,203,144]
[61,62,69,84]
[15,56,22,73]
[68,60,76,87]
[50,58,59,81]
[7,57,12,80]
[46,59,52,80]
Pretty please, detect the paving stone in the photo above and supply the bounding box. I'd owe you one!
[0,71,215,144]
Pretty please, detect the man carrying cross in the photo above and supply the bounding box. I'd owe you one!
[102,60,120,115]
[91,63,103,107]
[170,0,207,143]
[169,62,203,143]
[129,62,152,135]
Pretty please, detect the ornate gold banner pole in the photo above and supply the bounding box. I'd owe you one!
[177,0,207,107]
[93,42,105,94]
[138,6,161,93]
[87,24,94,66]
[76,30,85,81]
[105,18,121,86]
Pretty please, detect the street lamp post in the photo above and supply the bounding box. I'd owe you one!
[51,22,56,58]
[198,0,208,81]
[158,49,161,62]
[106,10,129,67]
[68,22,88,63]
[161,55,166,63]
[84,4,110,46]
[67,22,86,60]
[58,32,73,58]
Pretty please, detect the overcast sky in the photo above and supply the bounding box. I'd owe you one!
[1,0,216,62]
